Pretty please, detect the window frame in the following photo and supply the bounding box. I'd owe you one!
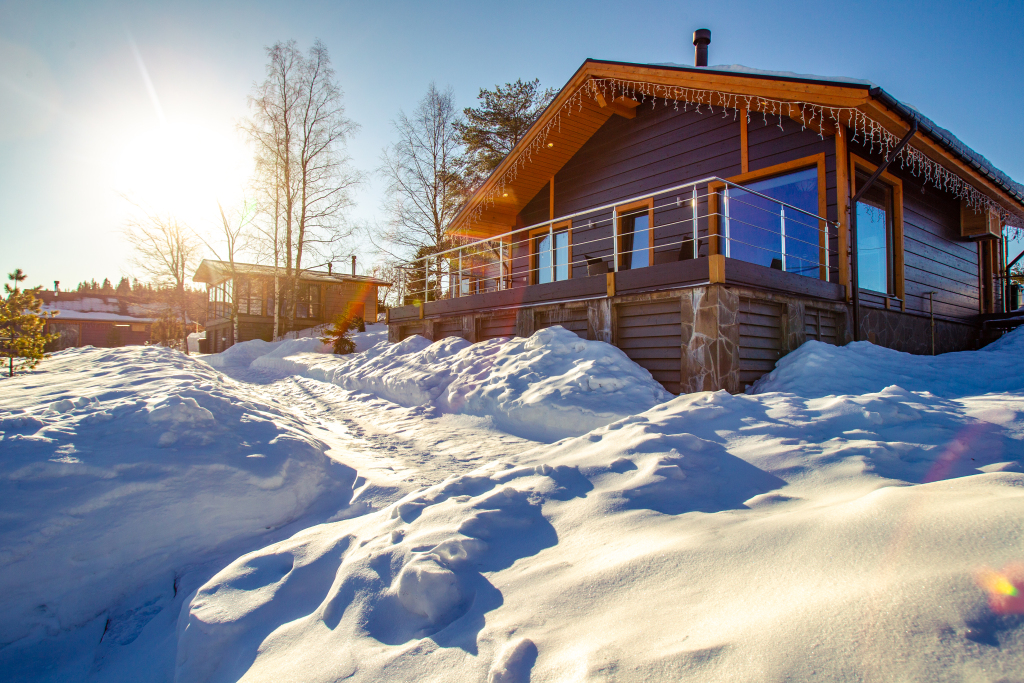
[850,153,905,302]
[529,220,573,285]
[708,153,828,279]
[616,197,654,271]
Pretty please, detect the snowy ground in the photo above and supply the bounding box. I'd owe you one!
[1,326,1022,682]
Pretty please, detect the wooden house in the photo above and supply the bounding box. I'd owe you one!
[192,260,388,353]
[387,32,1024,394]
[36,291,159,349]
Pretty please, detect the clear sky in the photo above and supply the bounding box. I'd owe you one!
[2,0,1022,290]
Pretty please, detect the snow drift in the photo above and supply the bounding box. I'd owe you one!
[177,331,1024,682]
[239,326,672,442]
[0,346,356,658]
[753,329,1024,398]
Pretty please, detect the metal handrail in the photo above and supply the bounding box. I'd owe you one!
[397,175,838,302]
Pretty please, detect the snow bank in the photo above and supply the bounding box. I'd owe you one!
[249,326,672,441]
[177,378,1024,682]
[201,324,388,368]
[753,327,1024,398]
[0,346,356,653]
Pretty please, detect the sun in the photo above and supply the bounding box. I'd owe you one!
[114,121,253,228]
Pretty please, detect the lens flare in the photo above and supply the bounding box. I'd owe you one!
[975,564,1024,614]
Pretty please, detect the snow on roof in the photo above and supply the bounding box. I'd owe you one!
[38,296,162,323]
[646,62,1024,206]
[193,259,390,286]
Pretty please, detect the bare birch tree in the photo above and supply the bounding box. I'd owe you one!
[122,206,201,354]
[377,83,466,302]
[243,39,360,335]
[190,200,256,345]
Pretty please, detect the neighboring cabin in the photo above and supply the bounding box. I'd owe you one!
[388,32,1024,394]
[192,260,388,352]
[35,291,165,350]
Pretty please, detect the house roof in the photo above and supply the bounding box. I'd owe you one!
[192,259,390,286]
[35,294,164,323]
[449,59,1024,238]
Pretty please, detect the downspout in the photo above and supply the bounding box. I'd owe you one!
[850,119,918,341]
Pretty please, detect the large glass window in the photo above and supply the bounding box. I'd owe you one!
[620,208,651,270]
[724,167,820,276]
[855,173,893,294]
[533,226,570,284]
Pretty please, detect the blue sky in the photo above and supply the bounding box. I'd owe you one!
[1,0,1022,289]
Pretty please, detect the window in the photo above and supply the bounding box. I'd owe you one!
[296,283,321,318]
[855,172,894,295]
[724,166,820,276]
[532,223,571,284]
[617,200,653,270]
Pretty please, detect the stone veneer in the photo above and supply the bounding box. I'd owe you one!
[859,307,980,355]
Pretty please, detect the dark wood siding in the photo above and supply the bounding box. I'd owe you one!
[478,313,517,340]
[398,323,427,341]
[848,138,980,322]
[435,318,464,340]
[615,299,681,394]
[738,298,785,389]
[536,306,588,339]
[514,103,840,283]
[804,306,838,345]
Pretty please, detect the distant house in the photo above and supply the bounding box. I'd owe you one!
[192,260,389,353]
[386,33,1024,394]
[36,292,163,350]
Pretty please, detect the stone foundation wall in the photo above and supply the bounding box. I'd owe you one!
[859,307,980,355]
[388,288,982,394]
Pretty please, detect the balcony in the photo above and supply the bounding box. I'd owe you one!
[390,176,843,322]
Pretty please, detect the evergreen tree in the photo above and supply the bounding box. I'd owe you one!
[115,277,132,296]
[1,270,57,377]
[456,78,556,189]
[101,278,114,294]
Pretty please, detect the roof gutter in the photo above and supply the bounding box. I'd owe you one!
[869,87,1024,208]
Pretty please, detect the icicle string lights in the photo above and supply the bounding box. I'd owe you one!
[470,76,1024,234]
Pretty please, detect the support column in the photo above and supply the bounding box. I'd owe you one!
[681,285,740,393]
[461,315,477,343]
[587,298,613,343]
[515,308,535,338]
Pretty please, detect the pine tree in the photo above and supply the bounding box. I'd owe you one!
[456,78,556,189]
[116,277,132,296]
[1,270,57,377]
[101,278,114,294]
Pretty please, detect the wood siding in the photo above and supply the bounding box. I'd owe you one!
[478,313,517,340]
[512,103,839,284]
[848,138,980,321]
[615,298,682,394]
[738,297,785,389]
[805,306,839,345]
[536,305,588,339]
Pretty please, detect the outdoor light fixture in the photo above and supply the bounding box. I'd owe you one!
[547,142,554,148]
[503,193,508,197]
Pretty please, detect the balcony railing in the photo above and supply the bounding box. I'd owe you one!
[396,176,838,304]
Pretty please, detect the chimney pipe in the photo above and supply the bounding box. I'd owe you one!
[351,255,356,276]
[693,29,711,67]
[327,262,332,275]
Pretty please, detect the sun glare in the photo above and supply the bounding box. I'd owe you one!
[114,121,252,228]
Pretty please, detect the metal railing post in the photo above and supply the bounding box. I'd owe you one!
[612,207,619,272]
[691,187,699,258]
[458,248,463,297]
[779,205,787,272]
[824,223,830,282]
[722,188,731,258]
[548,221,555,282]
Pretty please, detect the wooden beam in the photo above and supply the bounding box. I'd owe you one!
[549,176,555,220]
[739,107,749,174]
[834,127,850,299]
[594,90,638,119]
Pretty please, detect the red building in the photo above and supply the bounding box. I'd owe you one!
[36,292,165,349]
